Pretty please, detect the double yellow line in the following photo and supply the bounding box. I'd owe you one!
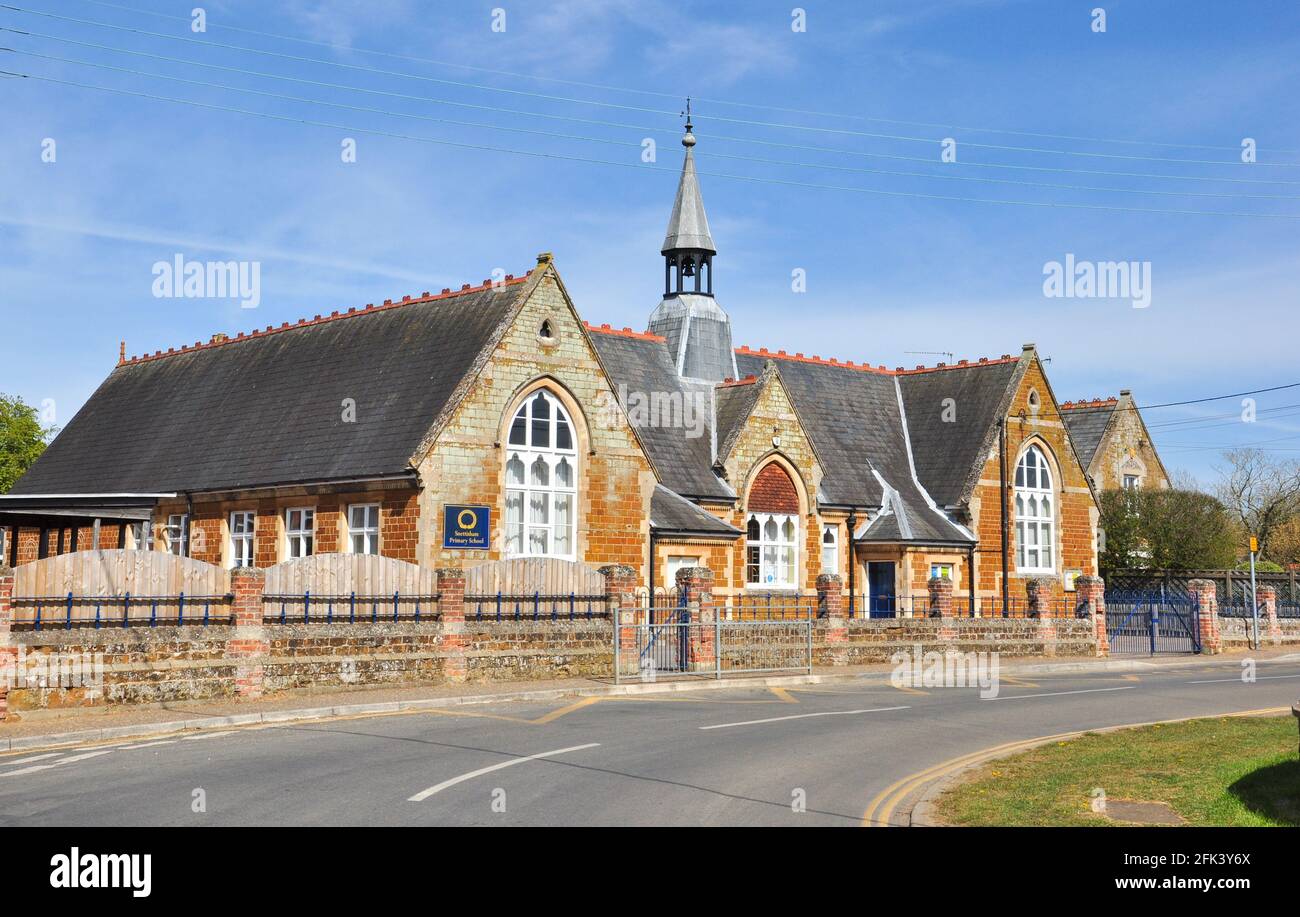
[862,706,1290,827]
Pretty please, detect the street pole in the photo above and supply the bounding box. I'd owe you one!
[1249,535,1260,651]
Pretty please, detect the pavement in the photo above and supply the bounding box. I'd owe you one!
[2,649,1298,826]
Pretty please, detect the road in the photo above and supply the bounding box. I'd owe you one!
[2,656,1297,826]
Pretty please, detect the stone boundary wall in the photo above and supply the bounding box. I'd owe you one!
[814,617,1097,666]
[0,565,1105,718]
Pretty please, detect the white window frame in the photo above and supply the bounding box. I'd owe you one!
[348,503,381,555]
[1122,473,1140,491]
[930,562,954,581]
[164,514,187,556]
[229,511,255,569]
[285,507,315,559]
[504,390,578,560]
[1014,445,1055,573]
[745,512,798,588]
[820,523,838,575]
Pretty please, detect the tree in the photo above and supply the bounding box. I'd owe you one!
[1214,448,1300,562]
[1267,515,1300,568]
[1099,488,1238,571]
[0,394,56,493]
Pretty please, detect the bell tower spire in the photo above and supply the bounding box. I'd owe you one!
[648,104,737,382]
[660,98,717,296]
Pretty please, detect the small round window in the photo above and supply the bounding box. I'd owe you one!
[1027,388,1041,412]
[538,319,555,341]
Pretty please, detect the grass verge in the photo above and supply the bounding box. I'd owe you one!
[934,715,1298,827]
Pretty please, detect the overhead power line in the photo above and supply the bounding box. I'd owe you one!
[8,67,1300,222]
[11,44,1300,204]
[1061,382,1300,418]
[10,25,1300,189]
[70,0,1300,156]
[5,4,1300,167]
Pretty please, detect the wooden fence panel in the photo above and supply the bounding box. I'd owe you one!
[464,557,607,596]
[262,553,437,597]
[11,550,230,625]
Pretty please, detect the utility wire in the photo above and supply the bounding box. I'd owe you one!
[71,0,1300,156]
[9,26,1300,188]
[5,4,1300,167]
[8,67,1300,221]
[12,45,1300,203]
[1146,403,1300,431]
[1060,383,1300,417]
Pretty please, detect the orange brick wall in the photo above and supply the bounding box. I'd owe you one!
[417,267,655,575]
[968,356,1098,601]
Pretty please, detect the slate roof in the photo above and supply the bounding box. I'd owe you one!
[661,140,716,254]
[650,484,740,537]
[732,354,998,543]
[897,359,1022,507]
[735,352,899,508]
[9,278,530,495]
[713,376,763,463]
[1060,401,1117,470]
[586,328,732,501]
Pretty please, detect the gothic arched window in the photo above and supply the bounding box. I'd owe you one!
[1014,445,1055,573]
[505,390,577,559]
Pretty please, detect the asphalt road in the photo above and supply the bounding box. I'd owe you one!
[2,656,1298,827]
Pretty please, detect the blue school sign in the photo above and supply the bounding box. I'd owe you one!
[442,505,490,549]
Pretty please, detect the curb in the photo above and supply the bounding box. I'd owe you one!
[2,651,1288,754]
[0,671,842,753]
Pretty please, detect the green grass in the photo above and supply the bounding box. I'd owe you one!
[935,715,1299,827]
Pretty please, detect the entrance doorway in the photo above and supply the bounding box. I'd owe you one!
[867,562,896,617]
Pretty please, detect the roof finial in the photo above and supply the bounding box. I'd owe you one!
[681,97,695,148]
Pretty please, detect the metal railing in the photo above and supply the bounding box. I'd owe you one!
[614,606,812,683]
[466,591,610,621]
[850,595,1087,619]
[262,592,440,624]
[714,592,815,621]
[10,593,233,629]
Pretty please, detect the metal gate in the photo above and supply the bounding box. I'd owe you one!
[633,589,690,675]
[1106,591,1201,655]
[615,591,814,682]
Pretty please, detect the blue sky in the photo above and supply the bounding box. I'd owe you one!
[2,0,1299,487]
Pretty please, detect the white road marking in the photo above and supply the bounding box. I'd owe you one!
[0,749,113,777]
[1187,673,1300,685]
[119,741,177,750]
[698,706,910,730]
[0,752,63,768]
[408,743,601,802]
[984,686,1137,702]
[182,731,235,741]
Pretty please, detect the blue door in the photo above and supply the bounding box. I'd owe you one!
[867,562,896,617]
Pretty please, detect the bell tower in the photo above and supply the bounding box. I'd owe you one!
[648,104,737,382]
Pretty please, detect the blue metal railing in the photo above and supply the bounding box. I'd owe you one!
[12,593,232,629]
[466,591,609,621]
[261,592,440,624]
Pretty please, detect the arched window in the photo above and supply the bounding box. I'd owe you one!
[745,463,800,588]
[505,390,577,559]
[1014,445,1054,572]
